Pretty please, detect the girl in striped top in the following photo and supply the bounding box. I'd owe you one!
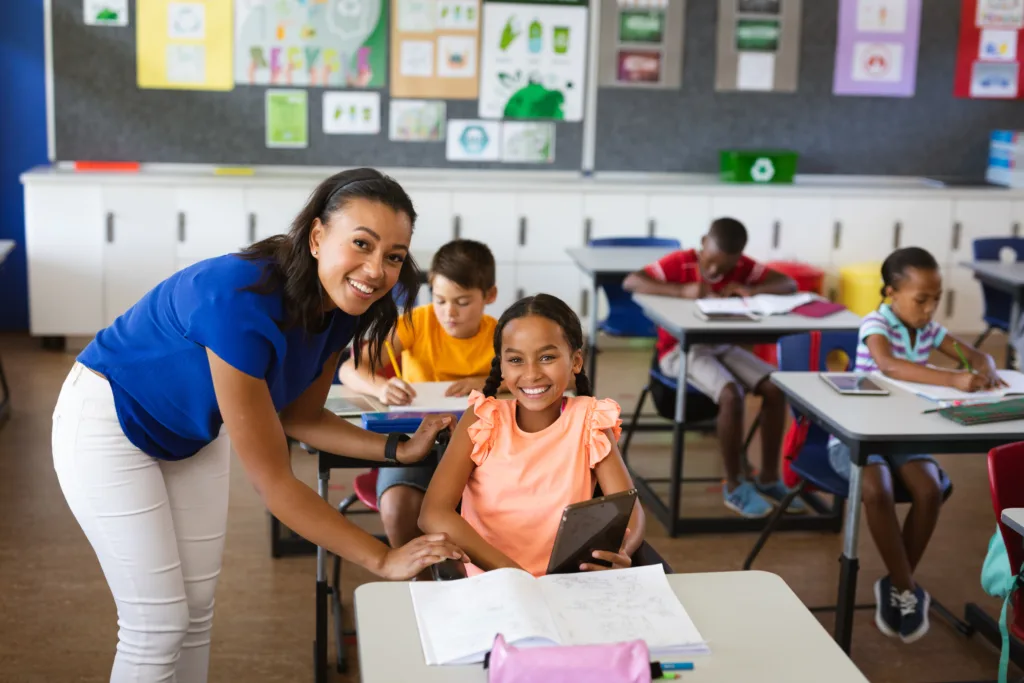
[829,247,1002,645]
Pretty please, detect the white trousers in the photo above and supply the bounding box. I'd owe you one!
[52,363,231,683]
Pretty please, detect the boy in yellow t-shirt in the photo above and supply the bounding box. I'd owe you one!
[337,239,498,549]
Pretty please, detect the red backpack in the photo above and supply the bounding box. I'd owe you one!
[780,331,821,489]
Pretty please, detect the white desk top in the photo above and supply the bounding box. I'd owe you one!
[633,294,862,337]
[960,260,1024,287]
[567,246,674,277]
[1002,508,1024,537]
[772,372,1024,444]
[0,240,14,265]
[354,570,868,683]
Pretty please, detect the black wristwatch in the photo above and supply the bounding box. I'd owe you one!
[384,432,410,463]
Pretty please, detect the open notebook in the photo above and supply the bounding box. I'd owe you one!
[325,382,469,415]
[410,565,708,666]
[696,292,817,318]
[875,369,1024,402]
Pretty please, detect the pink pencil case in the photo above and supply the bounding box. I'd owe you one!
[486,634,652,683]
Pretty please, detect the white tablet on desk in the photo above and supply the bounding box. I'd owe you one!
[694,309,760,322]
[820,373,890,395]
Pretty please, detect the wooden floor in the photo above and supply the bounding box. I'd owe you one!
[0,332,1017,683]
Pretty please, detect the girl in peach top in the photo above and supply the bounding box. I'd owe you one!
[420,294,644,576]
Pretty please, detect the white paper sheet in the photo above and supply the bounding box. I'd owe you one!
[395,381,471,412]
[736,50,775,91]
[875,369,1024,402]
[322,91,381,134]
[446,119,501,161]
[400,39,436,77]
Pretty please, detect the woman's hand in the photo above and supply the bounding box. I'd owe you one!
[379,533,467,580]
[445,378,485,397]
[378,377,416,406]
[580,529,634,572]
[398,414,455,464]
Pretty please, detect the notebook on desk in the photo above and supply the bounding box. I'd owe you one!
[409,565,708,666]
[696,292,818,320]
[875,370,1024,402]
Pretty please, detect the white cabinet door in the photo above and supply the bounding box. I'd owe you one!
[514,264,587,315]
[452,192,518,256]
[951,199,1014,263]
[894,199,954,265]
[943,267,986,335]
[772,197,834,264]
[25,184,105,335]
[832,199,898,266]
[244,187,315,243]
[647,195,711,249]
[176,187,247,262]
[583,194,649,241]
[488,261,518,318]
[711,196,774,262]
[517,193,585,263]
[408,190,454,252]
[102,187,178,326]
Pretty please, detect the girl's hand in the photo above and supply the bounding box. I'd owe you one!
[580,529,634,572]
[979,361,1008,389]
[379,533,467,580]
[398,414,455,464]
[378,377,416,406]
[951,371,990,393]
[445,378,485,397]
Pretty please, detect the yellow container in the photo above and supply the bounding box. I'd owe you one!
[839,263,883,317]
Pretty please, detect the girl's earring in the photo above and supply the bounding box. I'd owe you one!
[313,250,318,258]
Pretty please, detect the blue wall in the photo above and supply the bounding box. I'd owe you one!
[0,0,47,331]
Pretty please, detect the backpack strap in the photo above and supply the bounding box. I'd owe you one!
[998,562,1024,683]
[808,331,822,373]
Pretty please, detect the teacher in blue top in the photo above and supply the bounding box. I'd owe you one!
[51,168,465,683]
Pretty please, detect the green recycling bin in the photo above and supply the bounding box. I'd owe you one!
[719,149,798,184]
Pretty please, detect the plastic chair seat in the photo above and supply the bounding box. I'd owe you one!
[353,470,380,511]
[589,236,681,339]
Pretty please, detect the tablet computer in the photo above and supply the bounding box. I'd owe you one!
[546,489,638,575]
[820,372,891,396]
[694,310,760,322]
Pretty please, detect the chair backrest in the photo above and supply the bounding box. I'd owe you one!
[776,331,859,446]
[987,442,1024,639]
[589,237,682,337]
[973,238,1024,328]
[589,237,682,249]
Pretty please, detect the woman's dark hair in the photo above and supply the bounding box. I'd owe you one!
[880,247,939,300]
[239,167,421,372]
[482,294,592,398]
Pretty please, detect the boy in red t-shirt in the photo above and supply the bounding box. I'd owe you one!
[624,218,803,518]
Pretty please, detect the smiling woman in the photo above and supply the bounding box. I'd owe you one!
[50,168,466,683]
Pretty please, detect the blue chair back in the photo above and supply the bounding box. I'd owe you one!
[590,237,681,337]
[973,238,1024,331]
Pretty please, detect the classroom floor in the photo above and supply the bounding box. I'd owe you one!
[0,331,1019,683]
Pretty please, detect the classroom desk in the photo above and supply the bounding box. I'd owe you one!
[630,294,862,536]
[0,240,15,427]
[567,246,675,389]
[354,570,869,683]
[770,371,1024,654]
[1003,508,1024,537]
[959,260,1024,366]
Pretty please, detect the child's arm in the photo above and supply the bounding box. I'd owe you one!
[444,375,489,397]
[623,270,707,299]
[865,334,987,392]
[336,333,417,405]
[722,268,798,298]
[936,333,1007,389]
[419,412,523,572]
[581,433,645,571]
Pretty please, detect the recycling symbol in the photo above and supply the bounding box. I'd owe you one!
[750,157,775,182]
[460,125,489,154]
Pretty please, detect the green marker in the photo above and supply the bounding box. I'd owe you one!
[953,341,973,372]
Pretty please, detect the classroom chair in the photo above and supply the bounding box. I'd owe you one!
[986,442,1024,642]
[973,237,1024,348]
[590,236,681,338]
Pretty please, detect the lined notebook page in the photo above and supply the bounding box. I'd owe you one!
[391,382,470,413]
[875,370,1024,401]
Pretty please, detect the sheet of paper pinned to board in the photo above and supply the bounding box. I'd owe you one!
[389,99,447,141]
[85,0,129,26]
[137,0,234,90]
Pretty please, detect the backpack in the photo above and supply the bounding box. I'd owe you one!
[981,526,1023,683]
[780,331,821,489]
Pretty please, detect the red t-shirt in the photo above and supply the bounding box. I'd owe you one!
[643,249,767,359]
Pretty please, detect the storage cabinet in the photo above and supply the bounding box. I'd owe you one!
[710,196,774,262]
[516,193,584,263]
[244,187,315,243]
[647,195,711,249]
[951,199,1014,261]
[407,191,454,251]
[771,197,834,265]
[893,199,954,265]
[583,194,649,241]
[489,262,518,318]
[176,188,247,267]
[452,192,518,256]
[832,199,897,267]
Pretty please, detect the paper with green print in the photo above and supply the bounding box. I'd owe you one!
[266,89,309,148]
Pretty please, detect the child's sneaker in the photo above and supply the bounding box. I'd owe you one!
[754,479,807,514]
[723,481,772,518]
[873,576,900,638]
[897,584,931,644]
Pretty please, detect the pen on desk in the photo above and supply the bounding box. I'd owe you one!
[953,341,973,372]
[660,663,695,671]
[384,341,402,380]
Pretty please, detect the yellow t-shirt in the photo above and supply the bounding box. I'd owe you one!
[394,305,497,383]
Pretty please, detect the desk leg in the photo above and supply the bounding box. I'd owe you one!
[315,471,329,683]
[587,276,599,390]
[834,444,864,654]
[1009,293,1022,369]
[668,338,688,538]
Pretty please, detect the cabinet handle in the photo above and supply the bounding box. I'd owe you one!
[580,289,589,317]
[177,212,186,243]
[106,212,114,243]
[833,221,841,250]
[248,213,257,243]
[453,215,462,240]
[892,221,902,249]
[945,289,955,318]
[772,220,781,250]
[951,221,962,251]
[647,218,656,237]
[1015,222,1021,238]
[518,218,527,246]
[584,218,592,245]
[516,288,525,300]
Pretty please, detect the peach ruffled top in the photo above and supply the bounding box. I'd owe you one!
[460,391,622,577]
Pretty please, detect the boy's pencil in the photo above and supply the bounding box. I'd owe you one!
[953,341,973,372]
[385,341,402,380]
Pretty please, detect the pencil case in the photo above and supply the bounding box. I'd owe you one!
[485,634,652,683]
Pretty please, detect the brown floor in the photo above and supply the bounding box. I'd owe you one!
[0,332,1017,683]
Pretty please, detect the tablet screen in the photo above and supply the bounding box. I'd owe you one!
[824,374,888,394]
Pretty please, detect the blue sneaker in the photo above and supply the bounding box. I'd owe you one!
[755,479,807,514]
[723,481,773,518]
[873,577,900,638]
[897,584,930,644]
